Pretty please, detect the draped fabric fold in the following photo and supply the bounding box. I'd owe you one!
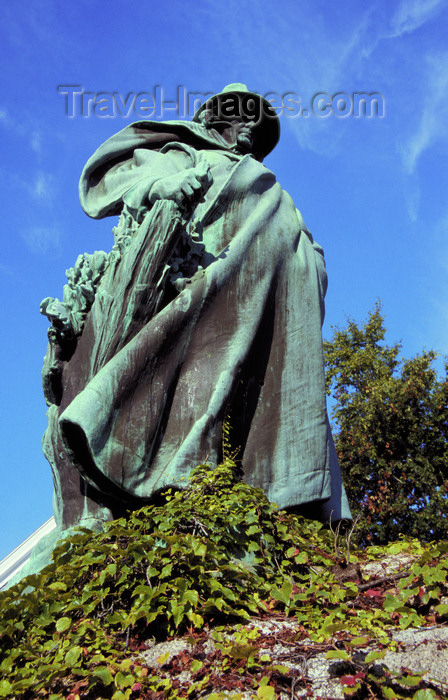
[43,119,351,529]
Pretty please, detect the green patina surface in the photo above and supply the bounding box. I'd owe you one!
[36,85,350,575]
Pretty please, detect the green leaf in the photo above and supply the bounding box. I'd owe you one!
[99,562,117,584]
[187,611,204,627]
[342,687,362,697]
[172,604,185,627]
[229,644,258,660]
[55,616,71,632]
[271,580,292,605]
[47,582,67,592]
[107,611,126,625]
[384,594,402,611]
[257,686,275,699]
[325,650,350,660]
[160,563,172,577]
[93,666,114,685]
[294,551,309,564]
[65,645,82,666]
[156,652,170,665]
[396,674,423,687]
[0,680,13,697]
[182,589,199,606]
[322,622,346,635]
[246,525,260,536]
[115,671,135,689]
[435,603,448,616]
[0,657,13,674]
[364,650,385,663]
[271,663,290,673]
[112,691,131,700]
[412,690,438,699]
[191,659,203,673]
[349,636,370,647]
[195,543,207,557]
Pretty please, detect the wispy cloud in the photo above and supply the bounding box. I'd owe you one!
[402,174,421,222]
[30,131,42,155]
[0,106,44,156]
[31,171,53,201]
[389,0,447,37]
[0,262,13,278]
[272,0,448,171]
[400,51,448,174]
[22,226,60,254]
[344,0,447,62]
[2,168,55,204]
[0,109,12,128]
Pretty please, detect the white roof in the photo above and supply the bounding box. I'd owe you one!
[0,517,56,590]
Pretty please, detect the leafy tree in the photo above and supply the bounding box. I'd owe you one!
[324,302,448,545]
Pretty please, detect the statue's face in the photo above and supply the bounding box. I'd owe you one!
[203,111,255,155]
[229,118,255,154]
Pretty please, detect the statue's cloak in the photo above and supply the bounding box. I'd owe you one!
[54,120,350,522]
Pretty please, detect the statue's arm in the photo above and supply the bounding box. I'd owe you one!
[295,207,328,309]
[146,159,212,210]
[79,147,191,219]
[296,207,326,259]
[80,140,212,220]
[120,150,212,221]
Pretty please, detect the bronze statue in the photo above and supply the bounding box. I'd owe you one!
[41,84,351,536]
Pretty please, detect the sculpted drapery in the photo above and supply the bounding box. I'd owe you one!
[41,87,351,534]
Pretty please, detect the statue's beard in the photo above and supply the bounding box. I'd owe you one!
[234,131,253,155]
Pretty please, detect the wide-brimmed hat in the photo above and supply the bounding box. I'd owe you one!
[193,83,280,159]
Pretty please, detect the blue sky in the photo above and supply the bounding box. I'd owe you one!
[1,0,447,560]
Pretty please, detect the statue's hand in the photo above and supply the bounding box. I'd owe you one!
[148,162,213,210]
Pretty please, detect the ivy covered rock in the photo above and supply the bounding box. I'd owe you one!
[1,458,448,698]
